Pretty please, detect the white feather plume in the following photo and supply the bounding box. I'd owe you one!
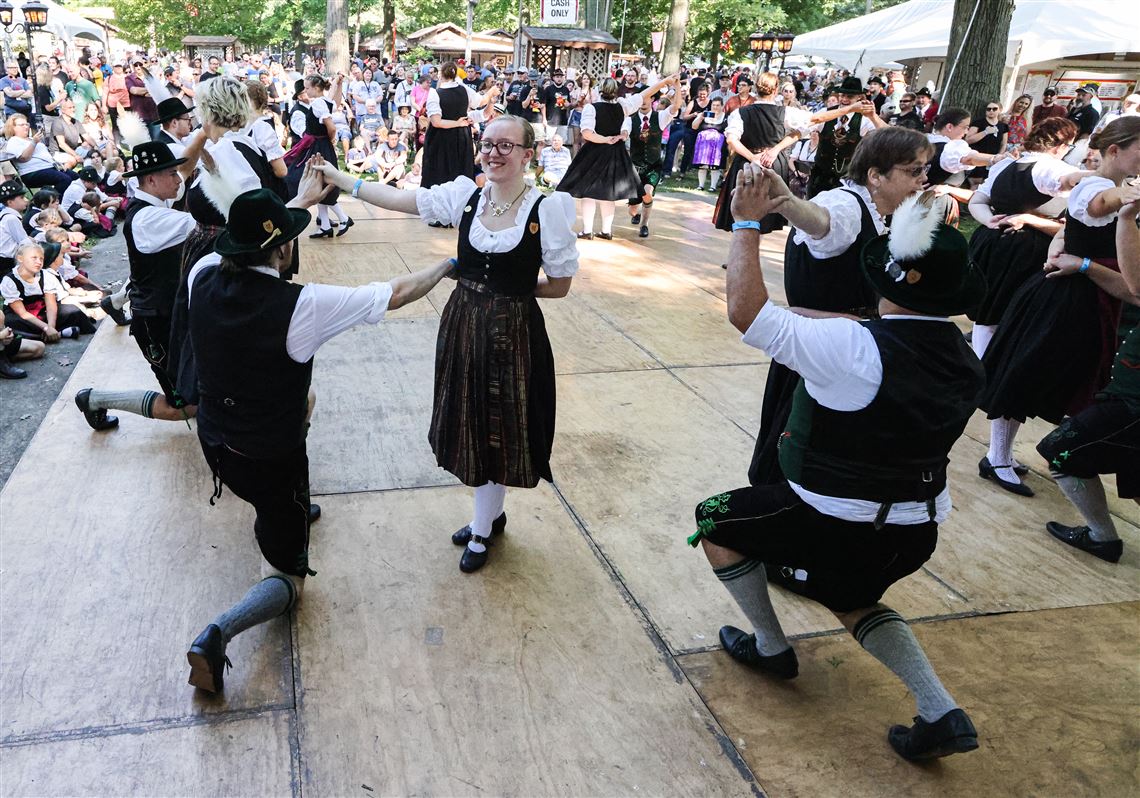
[117,110,149,150]
[197,166,248,222]
[887,190,943,262]
[141,66,173,105]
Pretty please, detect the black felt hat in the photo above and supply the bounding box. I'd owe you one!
[836,76,864,95]
[76,166,100,183]
[0,180,26,203]
[122,141,187,178]
[214,189,311,257]
[41,241,62,266]
[155,96,194,123]
[861,192,986,317]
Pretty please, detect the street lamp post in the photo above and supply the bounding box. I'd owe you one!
[0,1,49,128]
[776,33,795,72]
[748,30,776,73]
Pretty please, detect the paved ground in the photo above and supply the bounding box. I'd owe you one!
[0,234,129,489]
[1,190,1136,797]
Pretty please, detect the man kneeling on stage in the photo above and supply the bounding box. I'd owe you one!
[692,164,987,761]
[184,187,454,693]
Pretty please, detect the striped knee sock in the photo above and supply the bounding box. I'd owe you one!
[714,558,790,656]
[87,389,160,418]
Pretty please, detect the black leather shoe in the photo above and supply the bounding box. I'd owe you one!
[577,232,593,240]
[630,213,641,225]
[187,623,232,693]
[452,512,506,546]
[638,224,649,238]
[309,504,321,524]
[0,358,26,379]
[335,217,354,237]
[978,456,1034,497]
[596,232,613,240]
[718,625,798,679]
[99,295,130,326]
[1046,521,1123,563]
[309,227,334,239]
[888,708,979,761]
[74,388,119,431]
[460,535,491,573]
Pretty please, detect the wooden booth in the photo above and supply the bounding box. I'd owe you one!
[182,35,241,63]
[519,26,616,77]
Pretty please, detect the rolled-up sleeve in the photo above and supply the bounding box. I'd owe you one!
[539,192,580,278]
[940,139,975,174]
[1067,175,1117,226]
[414,176,477,227]
[286,281,394,363]
[791,189,861,259]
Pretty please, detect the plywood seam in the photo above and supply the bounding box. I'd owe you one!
[918,565,972,604]
[287,610,304,798]
[0,703,294,749]
[310,481,459,499]
[664,366,758,442]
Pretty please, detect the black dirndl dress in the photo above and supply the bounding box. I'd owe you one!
[557,101,640,201]
[713,103,791,233]
[750,189,880,487]
[421,85,475,190]
[429,188,557,488]
[285,98,341,204]
[980,211,1122,424]
[968,157,1067,325]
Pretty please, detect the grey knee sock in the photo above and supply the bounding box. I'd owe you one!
[1055,475,1119,542]
[214,576,296,644]
[715,559,790,656]
[110,281,130,310]
[87,389,159,417]
[853,608,957,723]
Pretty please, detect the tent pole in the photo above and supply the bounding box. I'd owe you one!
[941,0,981,101]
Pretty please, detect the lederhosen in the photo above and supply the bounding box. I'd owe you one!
[968,158,1062,325]
[628,111,665,203]
[714,103,791,233]
[807,113,864,199]
[190,263,315,577]
[556,102,641,201]
[429,188,557,488]
[750,189,880,487]
[421,85,475,190]
[693,319,984,613]
[124,197,185,406]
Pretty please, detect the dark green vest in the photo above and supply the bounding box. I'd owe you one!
[1104,322,1140,407]
[778,319,985,507]
[629,111,664,168]
[807,113,865,199]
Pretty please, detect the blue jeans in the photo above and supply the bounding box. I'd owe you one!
[20,167,78,197]
[663,119,686,176]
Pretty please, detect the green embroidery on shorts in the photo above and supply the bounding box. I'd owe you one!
[687,516,719,548]
[699,492,733,517]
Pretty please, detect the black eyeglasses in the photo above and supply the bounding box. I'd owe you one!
[892,163,931,177]
[479,139,525,155]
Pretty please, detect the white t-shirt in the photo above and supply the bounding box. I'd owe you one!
[4,137,55,175]
[0,207,30,258]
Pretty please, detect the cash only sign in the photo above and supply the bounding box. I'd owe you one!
[541,0,578,25]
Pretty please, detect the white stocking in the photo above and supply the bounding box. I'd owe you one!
[987,417,1022,484]
[580,198,597,234]
[316,205,330,229]
[328,202,348,223]
[697,167,707,189]
[467,482,507,553]
[599,200,616,234]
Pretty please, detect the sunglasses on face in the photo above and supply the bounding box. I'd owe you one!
[987,106,1000,111]
[893,163,931,177]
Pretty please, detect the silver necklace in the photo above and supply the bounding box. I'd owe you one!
[487,185,528,218]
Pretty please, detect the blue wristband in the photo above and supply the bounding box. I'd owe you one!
[732,220,762,232]
[1079,257,1092,274]
[351,178,364,198]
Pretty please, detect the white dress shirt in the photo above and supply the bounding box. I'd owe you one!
[927,134,977,175]
[244,115,286,161]
[187,254,394,363]
[129,188,196,254]
[725,100,814,141]
[742,300,955,525]
[622,108,674,136]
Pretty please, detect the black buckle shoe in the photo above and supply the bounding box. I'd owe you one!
[187,624,232,693]
[718,625,798,679]
[596,232,613,240]
[335,217,355,237]
[630,213,641,225]
[99,295,130,326]
[638,224,649,238]
[577,232,594,240]
[1046,521,1123,563]
[460,535,491,573]
[74,388,119,431]
[308,504,321,524]
[888,708,979,761]
[978,456,1033,497]
[309,227,334,239]
[451,512,506,546]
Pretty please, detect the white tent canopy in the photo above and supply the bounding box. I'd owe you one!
[793,0,1140,76]
[12,0,106,44]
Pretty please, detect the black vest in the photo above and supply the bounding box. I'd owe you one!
[186,138,285,227]
[808,113,864,198]
[629,111,664,167]
[779,319,985,506]
[737,103,786,152]
[304,98,332,138]
[457,188,544,296]
[190,264,312,458]
[926,141,954,186]
[989,158,1052,214]
[1065,210,1118,261]
[782,189,879,314]
[591,102,625,137]
[124,197,184,317]
[438,85,470,121]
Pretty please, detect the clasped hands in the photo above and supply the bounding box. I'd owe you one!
[729,162,792,223]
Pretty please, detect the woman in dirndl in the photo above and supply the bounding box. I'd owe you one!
[285,74,352,237]
[421,60,497,192]
[307,114,579,574]
[978,117,1140,498]
[557,75,673,239]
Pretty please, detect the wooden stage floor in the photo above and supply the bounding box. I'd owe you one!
[2,192,1137,797]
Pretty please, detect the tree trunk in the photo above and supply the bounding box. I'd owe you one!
[326,0,351,75]
[660,0,688,75]
[381,0,396,54]
[941,0,1014,116]
[292,14,304,70]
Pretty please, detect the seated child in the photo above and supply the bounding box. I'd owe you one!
[0,242,89,341]
[32,208,86,246]
[41,240,100,328]
[346,136,377,174]
[74,191,116,238]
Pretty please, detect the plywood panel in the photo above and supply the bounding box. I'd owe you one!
[0,711,294,797]
[296,242,441,321]
[296,485,758,797]
[0,325,292,739]
[933,435,1140,613]
[679,603,1140,798]
[671,363,772,437]
[307,317,454,495]
[552,370,967,654]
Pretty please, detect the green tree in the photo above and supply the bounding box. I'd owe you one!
[941,0,1014,115]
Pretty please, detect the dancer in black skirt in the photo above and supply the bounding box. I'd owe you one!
[979,117,1140,497]
[285,74,352,237]
[713,71,870,236]
[421,60,498,191]
[308,115,579,574]
[926,107,1010,213]
[966,118,1083,359]
[558,75,675,240]
[744,128,935,488]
